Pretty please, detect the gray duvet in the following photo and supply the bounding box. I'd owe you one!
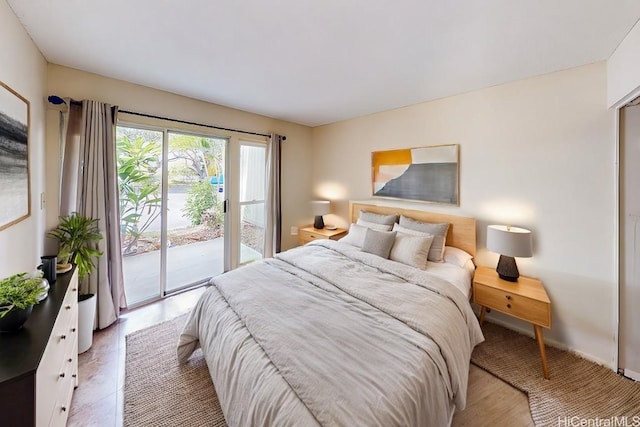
[178,240,484,427]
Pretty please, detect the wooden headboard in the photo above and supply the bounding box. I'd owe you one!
[349,201,477,256]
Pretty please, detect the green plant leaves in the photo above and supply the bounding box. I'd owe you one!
[48,213,103,280]
[0,273,43,318]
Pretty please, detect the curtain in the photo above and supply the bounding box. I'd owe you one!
[59,100,125,329]
[264,133,283,257]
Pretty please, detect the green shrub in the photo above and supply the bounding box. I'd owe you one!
[183,180,217,226]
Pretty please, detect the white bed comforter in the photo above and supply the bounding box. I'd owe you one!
[178,240,484,427]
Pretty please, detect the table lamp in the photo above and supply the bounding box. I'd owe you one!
[486,225,533,282]
[311,200,330,229]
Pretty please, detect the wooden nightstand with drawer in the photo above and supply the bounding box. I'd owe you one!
[473,266,552,379]
[298,226,347,246]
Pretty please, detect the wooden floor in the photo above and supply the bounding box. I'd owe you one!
[68,287,534,427]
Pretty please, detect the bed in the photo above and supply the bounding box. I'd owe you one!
[178,201,484,426]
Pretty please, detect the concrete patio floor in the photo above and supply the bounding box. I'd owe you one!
[123,237,260,305]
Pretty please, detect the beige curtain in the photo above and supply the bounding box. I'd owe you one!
[60,100,125,329]
[264,133,283,257]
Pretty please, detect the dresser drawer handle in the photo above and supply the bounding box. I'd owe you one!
[505,295,511,300]
[60,335,66,340]
[61,406,67,412]
[72,374,77,379]
[71,328,76,333]
[59,373,65,378]
[68,358,73,363]
[506,304,512,309]
[72,288,77,292]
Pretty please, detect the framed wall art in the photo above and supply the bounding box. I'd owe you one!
[372,144,459,205]
[0,81,30,231]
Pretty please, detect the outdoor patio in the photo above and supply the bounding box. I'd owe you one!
[122,237,260,305]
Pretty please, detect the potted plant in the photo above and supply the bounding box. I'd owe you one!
[0,272,43,332]
[49,213,103,353]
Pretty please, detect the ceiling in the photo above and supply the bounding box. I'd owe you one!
[8,0,640,127]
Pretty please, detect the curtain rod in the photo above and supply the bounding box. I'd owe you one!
[48,96,285,140]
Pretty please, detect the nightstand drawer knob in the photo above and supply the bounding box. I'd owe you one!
[506,303,512,309]
[505,295,511,300]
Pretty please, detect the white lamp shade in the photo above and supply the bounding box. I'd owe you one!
[311,200,330,216]
[486,225,533,258]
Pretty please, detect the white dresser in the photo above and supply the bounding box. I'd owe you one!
[0,267,79,426]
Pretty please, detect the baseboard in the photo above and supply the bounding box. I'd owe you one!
[483,317,614,370]
[621,368,640,382]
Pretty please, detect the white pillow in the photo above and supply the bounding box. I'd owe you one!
[390,233,434,270]
[397,216,449,262]
[356,218,393,231]
[443,246,474,268]
[339,223,368,248]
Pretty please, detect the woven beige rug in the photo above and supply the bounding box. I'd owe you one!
[124,314,227,427]
[472,322,640,427]
[125,314,640,427]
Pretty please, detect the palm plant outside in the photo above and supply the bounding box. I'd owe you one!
[116,128,226,255]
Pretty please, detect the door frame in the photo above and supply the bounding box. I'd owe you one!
[616,88,640,380]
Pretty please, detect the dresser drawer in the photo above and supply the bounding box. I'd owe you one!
[36,309,77,426]
[36,272,78,427]
[474,283,550,327]
[49,367,75,427]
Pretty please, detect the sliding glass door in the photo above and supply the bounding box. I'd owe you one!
[165,131,226,293]
[117,125,228,305]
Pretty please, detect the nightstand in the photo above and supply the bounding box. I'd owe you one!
[298,226,347,246]
[473,266,552,379]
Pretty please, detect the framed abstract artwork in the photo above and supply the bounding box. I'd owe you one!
[372,144,459,205]
[0,81,30,231]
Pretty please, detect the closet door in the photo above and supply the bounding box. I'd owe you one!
[619,103,640,381]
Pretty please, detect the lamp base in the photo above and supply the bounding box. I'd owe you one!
[313,215,325,229]
[496,255,519,282]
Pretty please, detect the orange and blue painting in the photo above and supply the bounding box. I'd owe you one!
[372,144,459,205]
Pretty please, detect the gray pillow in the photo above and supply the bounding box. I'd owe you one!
[362,229,397,259]
[359,211,399,226]
[397,216,450,262]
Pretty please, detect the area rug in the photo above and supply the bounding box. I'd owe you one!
[472,322,640,427]
[124,314,226,427]
[125,314,640,427]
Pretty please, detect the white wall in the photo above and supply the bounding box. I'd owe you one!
[0,0,48,278]
[608,19,640,107]
[312,62,618,367]
[46,65,313,251]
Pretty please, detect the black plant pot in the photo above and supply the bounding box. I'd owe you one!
[0,305,34,332]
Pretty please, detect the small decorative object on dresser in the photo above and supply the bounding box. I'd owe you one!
[473,266,552,379]
[0,272,44,332]
[486,224,533,282]
[298,226,347,246]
